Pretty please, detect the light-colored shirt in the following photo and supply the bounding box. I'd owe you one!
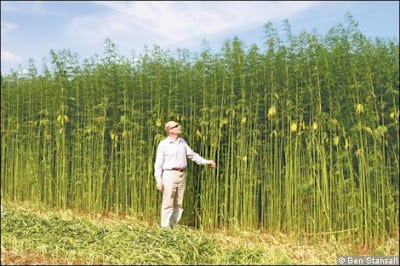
[154,136,210,184]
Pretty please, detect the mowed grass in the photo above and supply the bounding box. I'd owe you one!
[2,201,398,265]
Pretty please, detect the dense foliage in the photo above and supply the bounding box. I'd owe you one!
[1,15,399,247]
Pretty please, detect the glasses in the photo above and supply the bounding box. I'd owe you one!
[170,124,179,129]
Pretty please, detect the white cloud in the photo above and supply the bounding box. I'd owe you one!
[1,50,23,68]
[0,1,322,74]
[66,1,320,52]
[1,1,47,15]
[99,1,318,40]
[1,21,19,33]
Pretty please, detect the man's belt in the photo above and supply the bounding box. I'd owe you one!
[171,167,185,172]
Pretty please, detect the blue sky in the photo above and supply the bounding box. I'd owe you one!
[1,1,399,75]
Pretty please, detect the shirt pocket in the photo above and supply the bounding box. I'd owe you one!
[164,145,178,157]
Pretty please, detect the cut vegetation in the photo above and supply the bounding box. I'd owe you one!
[3,201,397,265]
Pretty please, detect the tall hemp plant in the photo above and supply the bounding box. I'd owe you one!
[1,15,398,247]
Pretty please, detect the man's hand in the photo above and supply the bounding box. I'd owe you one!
[207,160,216,168]
[156,183,164,192]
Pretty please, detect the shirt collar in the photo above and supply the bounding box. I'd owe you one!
[167,136,181,143]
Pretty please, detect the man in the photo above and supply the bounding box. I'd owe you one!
[154,121,216,228]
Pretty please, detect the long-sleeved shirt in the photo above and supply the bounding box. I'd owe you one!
[154,136,210,184]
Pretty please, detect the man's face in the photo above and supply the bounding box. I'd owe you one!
[168,123,181,134]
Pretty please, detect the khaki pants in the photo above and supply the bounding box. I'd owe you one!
[161,170,186,228]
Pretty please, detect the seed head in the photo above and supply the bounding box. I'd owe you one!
[356,104,364,114]
[267,105,276,118]
[290,122,297,132]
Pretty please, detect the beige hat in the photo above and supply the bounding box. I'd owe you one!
[164,121,178,131]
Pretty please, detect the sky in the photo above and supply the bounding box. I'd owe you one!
[1,1,399,75]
